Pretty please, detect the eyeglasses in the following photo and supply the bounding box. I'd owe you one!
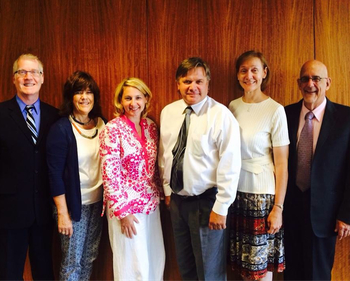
[299,76,327,83]
[14,69,43,77]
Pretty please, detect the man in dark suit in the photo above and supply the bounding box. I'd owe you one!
[0,54,58,280]
[284,60,350,280]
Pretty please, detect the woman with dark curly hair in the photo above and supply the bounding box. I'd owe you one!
[47,71,105,280]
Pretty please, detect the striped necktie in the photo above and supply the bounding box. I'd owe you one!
[170,106,193,193]
[25,105,38,144]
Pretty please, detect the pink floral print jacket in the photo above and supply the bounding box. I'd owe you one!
[99,115,161,219]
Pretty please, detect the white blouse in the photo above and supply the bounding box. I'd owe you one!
[229,97,290,194]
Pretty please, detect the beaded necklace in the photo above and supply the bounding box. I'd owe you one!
[71,114,91,125]
[70,116,98,139]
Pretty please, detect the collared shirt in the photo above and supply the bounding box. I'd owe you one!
[16,95,41,134]
[297,98,327,152]
[159,96,241,216]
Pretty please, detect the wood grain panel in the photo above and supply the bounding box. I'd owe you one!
[0,0,44,102]
[315,3,350,280]
[315,0,350,106]
[0,0,148,121]
[0,0,349,280]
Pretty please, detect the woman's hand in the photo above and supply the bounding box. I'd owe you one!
[53,194,73,238]
[121,214,139,239]
[267,206,283,235]
[57,213,73,238]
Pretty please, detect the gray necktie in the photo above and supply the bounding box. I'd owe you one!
[296,111,314,192]
[170,106,192,193]
[25,105,38,144]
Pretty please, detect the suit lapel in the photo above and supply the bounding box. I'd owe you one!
[37,102,50,145]
[289,100,303,152]
[286,101,303,180]
[314,98,335,155]
[8,97,35,145]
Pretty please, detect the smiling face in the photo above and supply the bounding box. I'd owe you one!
[13,58,44,103]
[72,88,94,117]
[121,86,148,122]
[237,56,267,94]
[177,67,209,105]
[298,60,331,111]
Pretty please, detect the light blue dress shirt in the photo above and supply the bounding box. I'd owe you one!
[16,95,41,134]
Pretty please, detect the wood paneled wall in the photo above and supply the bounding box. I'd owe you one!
[0,0,349,280]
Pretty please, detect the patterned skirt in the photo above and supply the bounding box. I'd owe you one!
[229,191,285,280]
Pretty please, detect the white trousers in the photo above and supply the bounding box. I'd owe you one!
[107,207,165,281]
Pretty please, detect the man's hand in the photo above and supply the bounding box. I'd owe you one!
[208,211,226,230]
[335,220,350,240]
[165,196,171,209]
[121,214,139,239]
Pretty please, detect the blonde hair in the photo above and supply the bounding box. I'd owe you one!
[114,77,152,118]
[13,54,44,73]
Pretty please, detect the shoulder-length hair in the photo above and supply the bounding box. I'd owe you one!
[235,50,271,92]
[60,70,103,119]
[114,77,152,118]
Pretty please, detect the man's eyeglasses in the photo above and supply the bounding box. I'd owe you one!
[299,76,327,83]
[14,69,43,77]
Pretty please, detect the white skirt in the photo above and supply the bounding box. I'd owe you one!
[107,206,165,281]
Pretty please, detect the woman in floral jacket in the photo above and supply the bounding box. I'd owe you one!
[99,77,165,281]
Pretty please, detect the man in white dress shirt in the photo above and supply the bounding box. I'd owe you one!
[159,57,241,280]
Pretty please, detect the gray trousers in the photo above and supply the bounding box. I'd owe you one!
[170,188,227,281]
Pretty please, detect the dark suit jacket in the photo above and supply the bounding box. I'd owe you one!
[0,96,58,229]
[284,98,350,237]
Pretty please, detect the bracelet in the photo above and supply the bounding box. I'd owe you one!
[274,204,283,210]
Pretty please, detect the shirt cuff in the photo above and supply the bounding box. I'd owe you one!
[163,184,172,197]
[212,200,229,216]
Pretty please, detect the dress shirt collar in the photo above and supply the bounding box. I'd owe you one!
[301,97,327,121]
[182,96,208,115]
[16,95,40,115]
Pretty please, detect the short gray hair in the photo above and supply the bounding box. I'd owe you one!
[13,54,44,74]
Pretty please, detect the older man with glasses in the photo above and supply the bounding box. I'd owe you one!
[0,54,58,280]
[284,60,350,280]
